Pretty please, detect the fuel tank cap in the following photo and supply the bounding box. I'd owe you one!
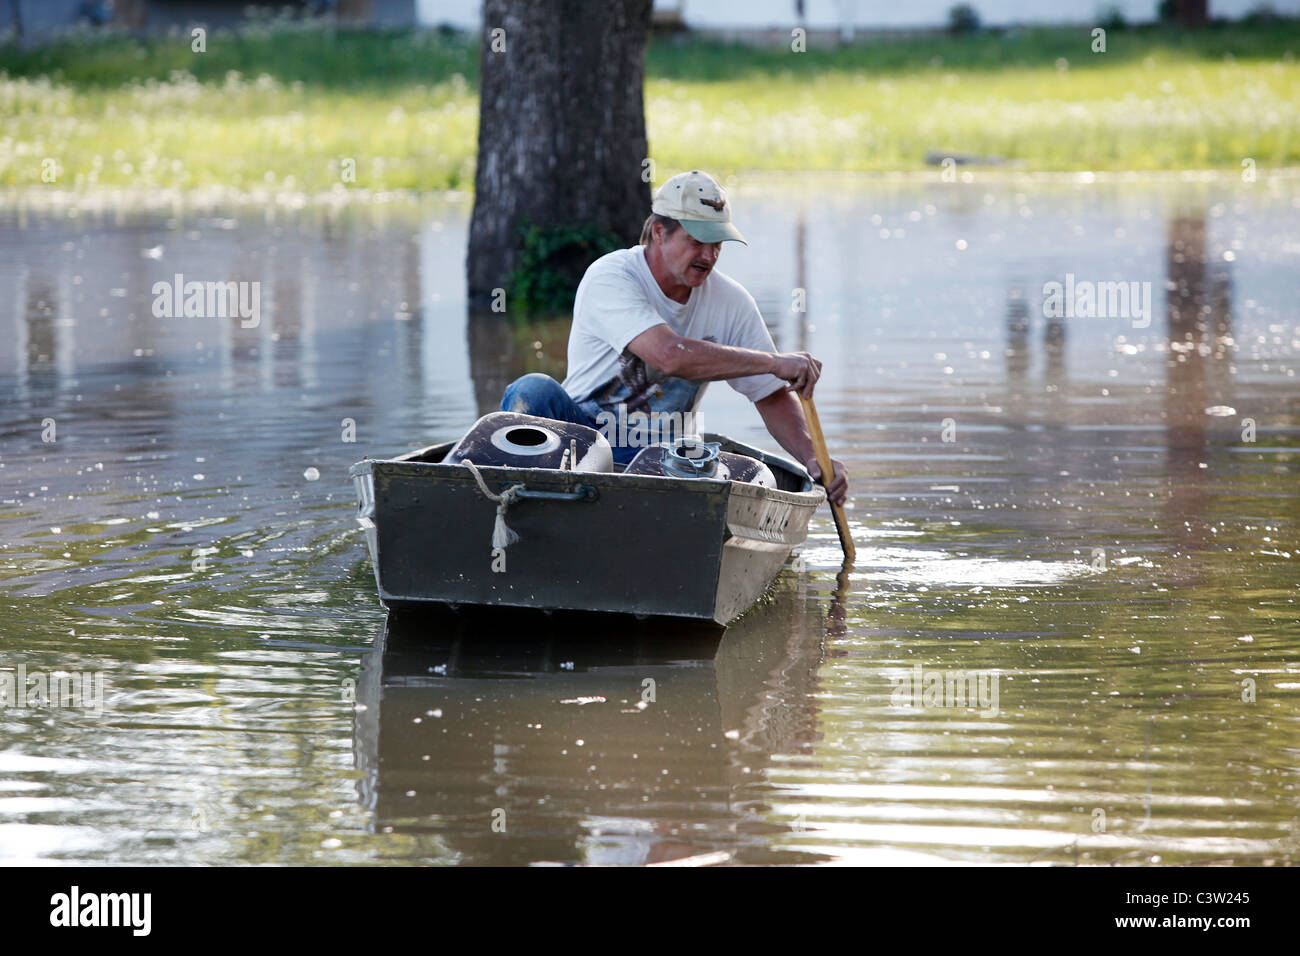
[662,438,722,478]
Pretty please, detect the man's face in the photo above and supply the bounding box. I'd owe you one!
[657,224,721,288]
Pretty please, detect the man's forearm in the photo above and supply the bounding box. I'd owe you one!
[626,326,818,396]
[662,337,776,382]
[756,388,850,505]
[755,389,815,468]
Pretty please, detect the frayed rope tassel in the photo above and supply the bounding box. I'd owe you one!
[462,459,524,550]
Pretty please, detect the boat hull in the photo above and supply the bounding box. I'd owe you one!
[350,433,823,625]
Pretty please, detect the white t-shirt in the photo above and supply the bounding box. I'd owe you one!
[560,246,786,418]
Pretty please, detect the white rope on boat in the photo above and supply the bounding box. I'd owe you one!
[460,459,524,550]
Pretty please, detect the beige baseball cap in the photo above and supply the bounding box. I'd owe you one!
[651,170,746,245]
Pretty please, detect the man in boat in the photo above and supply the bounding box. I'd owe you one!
[500,169,848,505]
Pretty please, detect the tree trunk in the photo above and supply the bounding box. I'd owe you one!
[467,0,653,309]
[1174,0,1207,27]
[113,0,148,30]
[337,0,373,25]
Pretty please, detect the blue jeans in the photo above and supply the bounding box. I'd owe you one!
[500,373,639,464]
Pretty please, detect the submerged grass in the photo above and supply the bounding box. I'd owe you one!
[1,21,1297,193]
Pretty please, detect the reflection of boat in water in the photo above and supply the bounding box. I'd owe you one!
[349,413,823,625]
[352,576,836,865]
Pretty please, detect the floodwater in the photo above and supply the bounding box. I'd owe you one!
[1,177,1297,865]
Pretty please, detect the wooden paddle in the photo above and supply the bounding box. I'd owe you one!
[799,394,855,564]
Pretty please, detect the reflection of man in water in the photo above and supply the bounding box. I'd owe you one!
[500,170,848,504]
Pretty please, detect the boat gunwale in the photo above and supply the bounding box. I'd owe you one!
[350,434,825,508]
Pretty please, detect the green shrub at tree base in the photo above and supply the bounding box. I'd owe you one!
[507,221,626,316]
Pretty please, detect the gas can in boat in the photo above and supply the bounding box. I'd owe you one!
[625,437,776,487]
[445,412,614,472]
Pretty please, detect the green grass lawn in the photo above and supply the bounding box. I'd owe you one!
[1,20,1297,193]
